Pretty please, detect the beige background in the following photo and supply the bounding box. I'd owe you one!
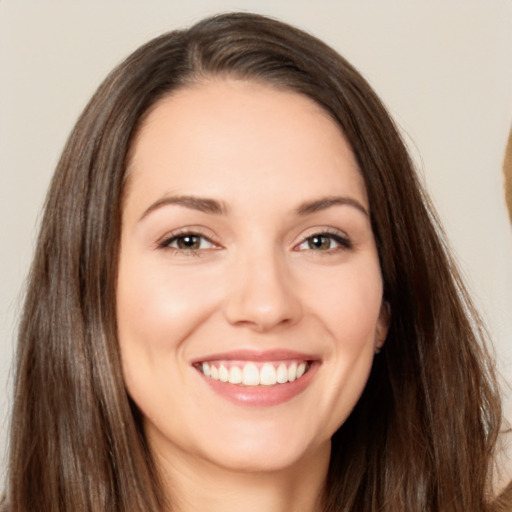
[1,0,511,485]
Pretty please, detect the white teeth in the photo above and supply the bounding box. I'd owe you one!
[228,366,243,384]
[276,363,288,383]
[242,363,260,386]
[288,362,297,382]
[219,365,229,382]
[199,360,310,387]
[260,363,277,386]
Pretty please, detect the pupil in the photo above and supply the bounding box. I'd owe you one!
[179,235,199,249]
[310,235,329,250]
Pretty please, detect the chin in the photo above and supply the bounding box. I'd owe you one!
[199,436,330,474]
[187,416,332,474]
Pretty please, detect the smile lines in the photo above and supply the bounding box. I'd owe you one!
[197,361,310,387]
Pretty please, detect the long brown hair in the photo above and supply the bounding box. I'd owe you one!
[3,12,508,512]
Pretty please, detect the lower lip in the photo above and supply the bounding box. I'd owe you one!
[197,362,319,407]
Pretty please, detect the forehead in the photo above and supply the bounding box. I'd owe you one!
[125,78,367,212]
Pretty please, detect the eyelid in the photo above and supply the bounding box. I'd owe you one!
[293,227,352,251]
[155,226,351,254]
[156,227,222,251]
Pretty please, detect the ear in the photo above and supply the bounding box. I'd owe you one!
[375,301,390,353]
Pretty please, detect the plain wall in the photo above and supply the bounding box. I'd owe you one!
[1,0,512,485]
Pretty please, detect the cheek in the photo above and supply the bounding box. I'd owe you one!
[305,260,384,344]
[116,255,220,357]
[301,260,383,428]
[115,253,223,430]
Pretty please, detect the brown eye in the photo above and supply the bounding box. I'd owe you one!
[176,235,201,250]
[296,232,352,252]
[308,235,332,250]
[160,233,217,252]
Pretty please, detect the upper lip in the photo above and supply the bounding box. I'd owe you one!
[191,349,319,364]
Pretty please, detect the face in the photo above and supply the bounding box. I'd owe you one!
[117,79,388,474]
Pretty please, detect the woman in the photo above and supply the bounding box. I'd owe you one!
[2,12,510,512]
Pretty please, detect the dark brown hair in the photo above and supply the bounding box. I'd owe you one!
[3,12,508,512]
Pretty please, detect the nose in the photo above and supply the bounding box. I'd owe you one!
[223,248,302,332]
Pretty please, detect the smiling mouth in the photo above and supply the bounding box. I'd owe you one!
[195,360,312,387]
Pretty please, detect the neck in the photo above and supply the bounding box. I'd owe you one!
[155,442,330,512]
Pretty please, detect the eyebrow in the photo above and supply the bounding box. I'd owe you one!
[139,194,368,221]
[139,195,229,221]
[295,196,369,217]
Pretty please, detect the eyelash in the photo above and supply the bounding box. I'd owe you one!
[295,230,352,253]
[157,229,352,256]
[158,230,219,256]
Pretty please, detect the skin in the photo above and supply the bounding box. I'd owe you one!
[117,78,389,512]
